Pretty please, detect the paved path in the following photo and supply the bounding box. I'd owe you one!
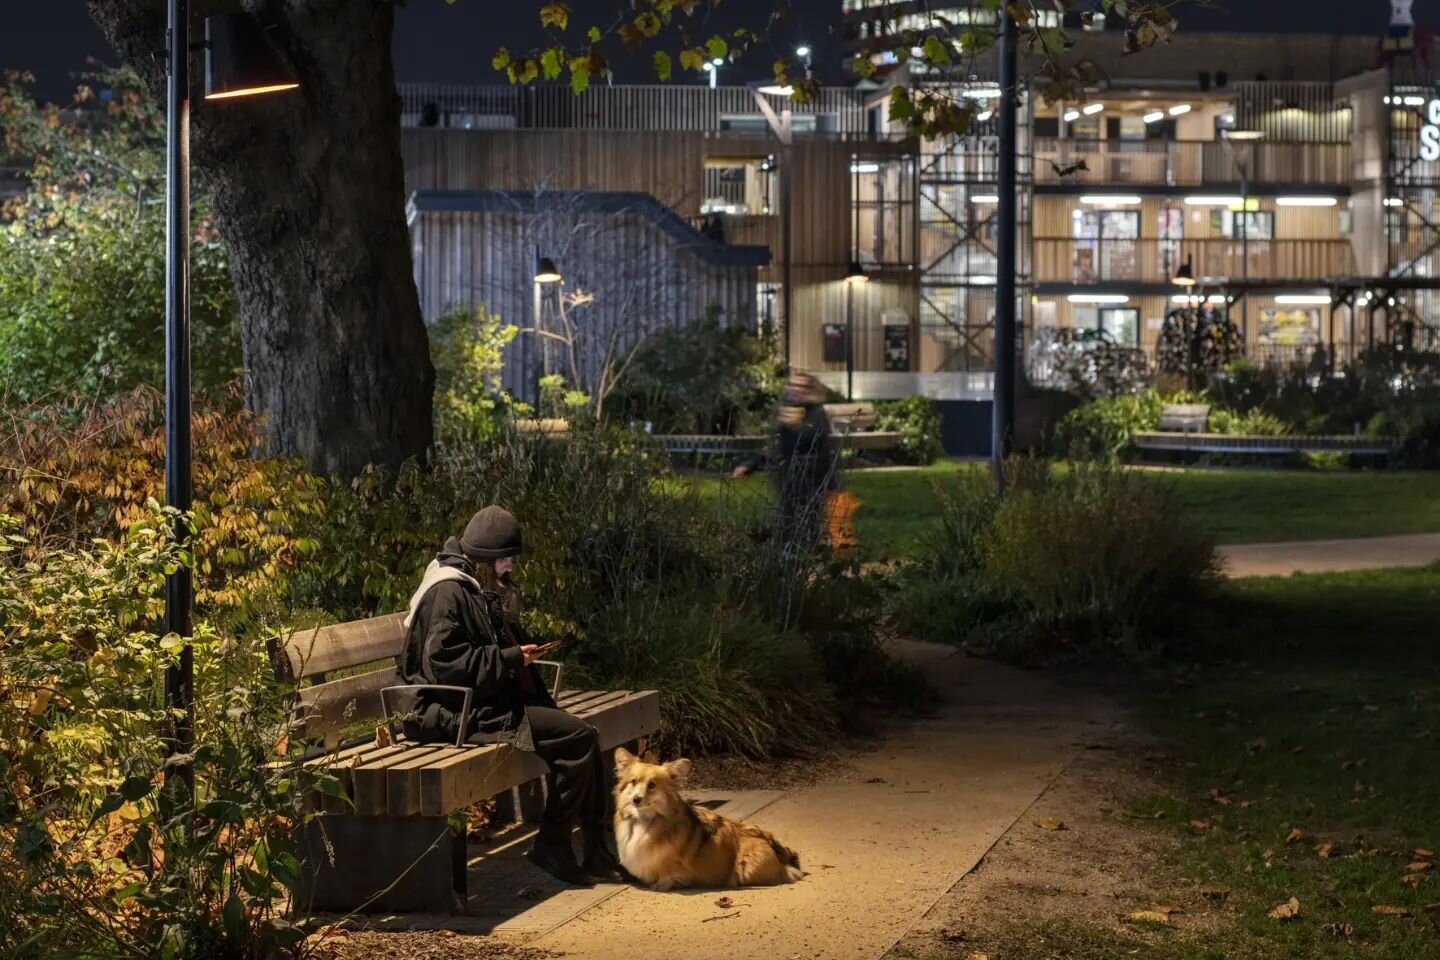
[1219,532,1440,578]
[508,641,1118,960]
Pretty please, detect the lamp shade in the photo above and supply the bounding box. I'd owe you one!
[1172,253,1196,287]
[205,14,300,100]
[534,254,562,284]
[845,260,869,284]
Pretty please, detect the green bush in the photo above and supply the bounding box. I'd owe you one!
[1054,391,1163,462]
[1207,407,1289,436]
[429,303,521,442]
[874,396,944,465]
[605,309,784,434]
[890,461,1220,659]
[0,68,239,402]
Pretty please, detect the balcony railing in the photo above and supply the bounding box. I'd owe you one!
[1035,238,1357,284]
[1034,138,1351,188]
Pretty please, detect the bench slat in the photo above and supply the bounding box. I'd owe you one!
[277,612,408,681]
[296,667,401,745]
[353,745,448,816]
[416,690,661,817]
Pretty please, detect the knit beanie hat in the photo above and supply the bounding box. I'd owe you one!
[459,506,523,560]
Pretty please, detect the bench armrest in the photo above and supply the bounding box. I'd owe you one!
[380,684,474,748]
[533,660,564,701]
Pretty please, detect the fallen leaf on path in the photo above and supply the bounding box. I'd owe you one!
[1321,921,1354,938]
[1416,848,1436,859]
[1126,910,1173,925]
[1423,902,1440,913]
[715,896,734,908]
[1268,897,1301,921]
[1286,827,1306,844]
[966,954,990,960]
[1402,873,1429,889]
[1315,842,1336,858]
[864,777,887,784]
[1034,818,1066,832]
[1190,819,1211,831]
[436,930,457,939]
[1246,737,1268,754]
[1407,861,1434,873]
[1263,848,1276,864]
[1373,904,1411,917]
[1209,788,1232,806]
[1201,887,1231,902]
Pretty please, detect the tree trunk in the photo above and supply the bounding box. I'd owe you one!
[87,0,433,477]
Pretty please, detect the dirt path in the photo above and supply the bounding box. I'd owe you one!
[517,641,1119,960]
[1219,532,1440,578]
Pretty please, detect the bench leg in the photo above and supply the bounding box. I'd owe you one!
[297,814,466,914]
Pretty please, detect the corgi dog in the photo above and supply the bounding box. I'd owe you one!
[612,747,804,891]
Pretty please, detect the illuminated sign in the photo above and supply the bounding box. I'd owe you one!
[1421,99,1440,162]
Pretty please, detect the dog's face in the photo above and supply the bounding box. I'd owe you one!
[614,747,691,822]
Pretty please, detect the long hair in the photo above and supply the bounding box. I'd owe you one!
[470,558,521,620]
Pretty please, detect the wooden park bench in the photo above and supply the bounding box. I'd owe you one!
[822,402,879,432]
[270,614,660,914]
[1156,402,1210,433]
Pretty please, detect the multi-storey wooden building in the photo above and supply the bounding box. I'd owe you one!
[400,25,1440,414]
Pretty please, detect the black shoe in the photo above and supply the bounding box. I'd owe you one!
[525,836,593,886]
[579,830,626,883]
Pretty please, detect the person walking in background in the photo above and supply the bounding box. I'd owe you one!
[396,506,624,886]
[733,372,841,554]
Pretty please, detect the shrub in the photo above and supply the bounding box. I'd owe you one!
[1054,391,1163,462]
[0,68,239,402]
[0,387,324,630]
[429,303,521,442]
[0,508,327,959]
[891,461,1220,659]
[605,309,784,434]
[873,396,944,465]
[1207,407,1289,436]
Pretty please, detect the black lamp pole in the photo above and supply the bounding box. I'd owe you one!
[993,6,1018,496]
[163,0,195,794]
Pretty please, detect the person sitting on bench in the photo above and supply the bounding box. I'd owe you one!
[396,505,623,885]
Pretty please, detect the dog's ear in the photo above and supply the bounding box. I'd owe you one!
[614,747,636,776]
[665,758,692,783]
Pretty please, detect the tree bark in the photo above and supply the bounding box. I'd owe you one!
[87,0,433,477]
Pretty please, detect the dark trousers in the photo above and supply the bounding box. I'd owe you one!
[524,705,607,840]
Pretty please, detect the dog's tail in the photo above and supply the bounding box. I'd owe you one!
[750,825,804,882]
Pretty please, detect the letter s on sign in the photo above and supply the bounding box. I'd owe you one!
[1422,124,1440,162]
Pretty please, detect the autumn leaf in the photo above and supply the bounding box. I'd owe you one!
[587,25,602,43]
[1402,873,1428,889]
[1209,788,1232,806]
[1314,842,1336,858]
[569,57,592,95]
[705,35,729,61]
[1126,910,1173,925]
[539,2,570,31]
[922,35,952,65]
[492,47,511,71]
[1373,904,1410,917]
[715,895,733,908]
[1190,819,1210,831]
[540,48,564,81]
[1407,861,1434,873]
[1286,827,1306,844]
[1034,818,1066,832]
[652,51,673,82]
[1417,848,1436,859]
[1246,737,1268,754]
[679,48,706,72]
[1268,897,1301,921]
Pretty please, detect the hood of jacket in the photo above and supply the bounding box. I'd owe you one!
[402,537,480,630]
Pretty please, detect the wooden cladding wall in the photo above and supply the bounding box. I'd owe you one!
[402,129,875,271]
[411,207,759,401]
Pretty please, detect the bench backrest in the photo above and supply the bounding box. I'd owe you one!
[270,613,408,746]
[824,402,878,431]
[1158,403,1210,433]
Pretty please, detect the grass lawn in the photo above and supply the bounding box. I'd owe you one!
[1116,565,1440,957]
[684,463,1440,560]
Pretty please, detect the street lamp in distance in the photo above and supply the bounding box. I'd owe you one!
[1172,253,1196,287]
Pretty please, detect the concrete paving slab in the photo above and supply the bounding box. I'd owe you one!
[1219,532,1440,578]
[530,648,1118,960]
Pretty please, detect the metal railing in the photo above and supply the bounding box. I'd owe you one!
[1033,138,1351,187]
[1034,237,1357,283]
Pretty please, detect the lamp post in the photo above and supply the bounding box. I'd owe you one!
[993,5,1018,495]
[533,248,562,389]
[844,261,868,400]
[704,58,722,88]
[164,1,296,795]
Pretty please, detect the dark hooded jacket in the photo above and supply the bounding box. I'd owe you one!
[395,537,555,749]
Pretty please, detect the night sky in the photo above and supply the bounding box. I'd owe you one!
[0,0,1435,103]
